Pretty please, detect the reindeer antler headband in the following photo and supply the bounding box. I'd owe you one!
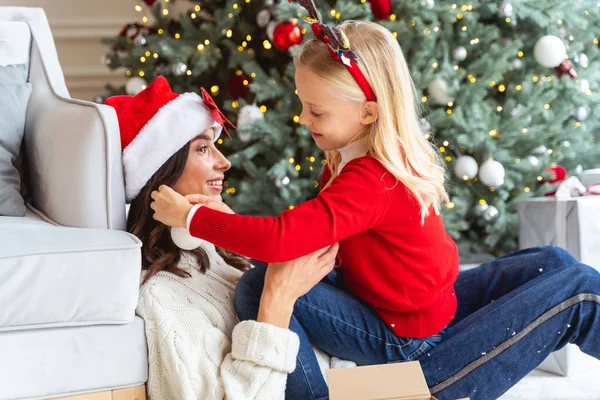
[293,0,376,101]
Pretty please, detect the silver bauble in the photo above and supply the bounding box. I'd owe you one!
[574,106,588,121]
[473,203,489,216]
[482,205,499,221]
[498,1,513,17]
[172,62,188,76]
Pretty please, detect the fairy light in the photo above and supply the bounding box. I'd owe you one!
[243,79,249,86]
[446,202,456,209]
[251,72,256,78]
[260,105,267,112]
[497,106,503,112]
[544,104,551,109]
[468,74,476,83]
[498,84,506,92]
[295,165,301,171]
[443,141,450,146]
[289,206,295,210]
[558,19,563,25]
[246,35,252,41]
[205,39,210,45]
[457,14,463,20]
[242,41,248,47]
[440,147,446,152]
[228,13,233,18]
[191,13,196,19]
[533,75,539,82]
[489,129,499,137]
[232,101,238,108]
[448,102,454,107]
[432,62,439,68]
[134,5,142,12]
[126,70,132,76]
[411,20,416,27]
[421,96,428,103]
[210,85,219,94]
[524,187,531,193]
[226,30,233,38]
[424,28,431,34]
[462,26,467,31]
[390,14,397,21]
[162,9,169,15]
[452,4,457,9]
[522,128,528,133]
[153,52,158,58]
[392,32,398,38]
[517,51,524,57]
[453,65,459,71]
[548,149,554,155]
[516,85,522,91]
[197,44,205,51]
[139,70,145,77]
[330,9,336,16]
[140,56,146,62]
[445,156,452,162]
[309,156,316,162]
[505,17,511,23]
[194,5,200,11]
[218,138,224,144]
[186,70,192,76]
[576,122,582,127]
[142,16,148,23]
[537,176,543,181]
[335,12,341,19]
[293,116,300,123]
[158,29,164,34]
[237,46,244,51]
[263,40,272,49]
[175,33,181,39]
[233,3,239,9]
[227,188,236,194]
[461,4,468,11]
[489,81,496,87]
[446,109,453,115]
[288,158,295,163]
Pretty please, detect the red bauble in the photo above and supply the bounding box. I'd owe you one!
[142,0,158,5]
[556,60,577,79]
[548,165,567,183]
[368,0,392,19]
[227,74,252,100]
[272,21,303,52]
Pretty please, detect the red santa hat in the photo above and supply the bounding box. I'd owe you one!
[105,76,233,202]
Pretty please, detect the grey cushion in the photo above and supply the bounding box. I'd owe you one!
[0,64,31,216]
[0,317,148,400]
[0,207,143,332]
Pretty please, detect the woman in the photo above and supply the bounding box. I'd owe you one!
[106,77,346,400]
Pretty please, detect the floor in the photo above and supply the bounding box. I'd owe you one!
[502,368,600,399]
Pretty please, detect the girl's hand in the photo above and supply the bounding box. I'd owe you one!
[150,185,192,228]
[185,194,236,214]
[257,243,339,328]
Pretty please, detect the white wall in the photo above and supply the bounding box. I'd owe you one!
[0,0,137,100]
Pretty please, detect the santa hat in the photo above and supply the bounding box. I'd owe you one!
[105,76,233,203]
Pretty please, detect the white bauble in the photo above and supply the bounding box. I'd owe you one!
[238,104,264,128]
[422,0,435,8]
[428,77,453,106]
[125,77,147,95]
[452,46,468,62]
[573,53,589,68]
[498,1,513,17]
[533,145,548,155]
[478,160,505,187]
[574,106,588,121]
[526,155,539,167]
[482,205,499,221]
[511,58,523,70]
[257,9,271,28]
[171,227,203,250]
[577,79,590,93]
[172,62,188,76]
[533,35,567,68]
[575,165,584,175]
[454,156,479,180]
[267,21,278,41]
[133,34,147,47]
[473,203,489,216]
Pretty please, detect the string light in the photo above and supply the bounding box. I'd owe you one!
[288,158,295,163]
[498,84,506,92]
[524,187,530,193]
[548,149,554,155]
[445,156,452,162]
[126,70,132,76]
[232,101,238,108]
[516,85,522,91]
[557,19,563,25]
[242,41,248,47]
[210,85,219,94]
[140,56,146,62]
[505,17,511,23]
[330,9,336,16]
[453,65,459,70]
[246,35,252,41]
[251,72,256,78]
[576,122,582,127]
[237,46,244,51]
[533,76,539,82]
[145,51,151,56]
[233,3,239,9]
[289,206,295,210]
[218,138,224,144]
[314,181,319,188]
[134,5,142,12]
[462,26,467,31]
[390,14,397,21]
[158,29,164,34]
[293,116,300,123]
[489,81,496,87]
[205,39,210,45]
[479,199,487,205]
[544,104,551,109]
[461,4,468,11]
[309,156,316,162]
[522,128,528,133]
[421,96,428,103]
[457,14,463,20]
[295,165,301,171]
[194,5,200,11]
[186,70,192,76]
[263,40,272,49]
[432,62,439,68]
[446,109,453,115]
[162,9,169,15]
[489,129,498,137]
[191,13,196,19]
[260,105,267,112]
[537,176,543,181]
[335,12,341,19]
[197,44,205,51]
[175,33,181,39]
[153,53,158,58]
[139,70,145,77]
[443,141,450,146]
[392,32,398,38]
[228,13,233,18]
[142,16,148,23]
[517,51,524,57]
[226,29,233,38]
[446,202,456,209]
[497,106,503,112]
[226,188,236,194]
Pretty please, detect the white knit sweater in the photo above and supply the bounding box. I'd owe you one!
[136,240,354,400]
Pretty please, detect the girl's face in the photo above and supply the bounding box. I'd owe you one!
[295,66,375,151]
[172,128,231,202]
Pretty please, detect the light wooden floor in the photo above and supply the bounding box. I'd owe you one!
[52,385,145,400]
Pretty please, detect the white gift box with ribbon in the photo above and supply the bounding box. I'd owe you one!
[518,195,600,376]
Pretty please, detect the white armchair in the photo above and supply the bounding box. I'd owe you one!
[0,8,147,400]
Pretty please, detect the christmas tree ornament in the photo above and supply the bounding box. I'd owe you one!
[275,176,291,188]
[454,156,479,180]
[266,21,278,41]
[511,104,525,117]
[548,165,567,184]
[421,0,435,8]
[452,47,468,62]
[482,205,499,221]
[574,106,588,121]
[257,9,271,28]
[533,145,548,155]
[533,35,567,68]
[227,74,252,100]
[368,0,392,19]
[133,34,147,47]
[573,53,589,68]
[142,0,158,5]
[272,21,303,51]
[172,62,188,76]
[478,160,505,187]
[511,58,523,70]
[101,53,113,67]
[575,165,584,175]
[556,60,577,78]
[497,1,513,17]
[428,77,453,106]
[562,140,571,148]
[473,202,489,216]
[171,227,203,250]
[420,118,432,134]
[237,104,264,132]
[526,155,540,167]
[576,79,590,93]
[125,76,148,95]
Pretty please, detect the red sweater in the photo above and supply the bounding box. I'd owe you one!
[190,156,459,338]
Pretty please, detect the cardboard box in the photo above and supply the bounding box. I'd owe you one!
[328,361,469,400]
[518,196,600,376]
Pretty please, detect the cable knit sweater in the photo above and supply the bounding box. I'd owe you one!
[136,240,353,399]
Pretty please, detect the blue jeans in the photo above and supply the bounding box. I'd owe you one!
[235,262,445,399]
[235,246,600,400]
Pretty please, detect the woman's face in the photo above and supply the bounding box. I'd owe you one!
[172,128,231,202]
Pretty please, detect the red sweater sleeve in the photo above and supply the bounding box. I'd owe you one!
[189,158,392,262]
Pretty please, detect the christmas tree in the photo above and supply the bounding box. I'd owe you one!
[101,0,600,257]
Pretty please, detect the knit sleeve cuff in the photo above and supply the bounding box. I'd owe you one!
[231,320,300,373]
[186,204,202,232]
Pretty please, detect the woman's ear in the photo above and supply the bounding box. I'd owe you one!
[359,101,378,125]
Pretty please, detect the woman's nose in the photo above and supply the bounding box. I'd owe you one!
[298,108,309,126]
[216,150,231,171]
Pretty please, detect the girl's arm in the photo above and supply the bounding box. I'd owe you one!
[189,159,392,262]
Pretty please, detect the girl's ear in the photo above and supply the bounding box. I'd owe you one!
[359,101,378,125]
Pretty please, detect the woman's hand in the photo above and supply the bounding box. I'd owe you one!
[150,185,192,228]
[185,194,235,214]
[257,243,339,328]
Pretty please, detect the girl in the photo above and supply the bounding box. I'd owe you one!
[151,5,456,380]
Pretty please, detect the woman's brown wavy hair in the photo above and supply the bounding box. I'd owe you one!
[127,142,250,285]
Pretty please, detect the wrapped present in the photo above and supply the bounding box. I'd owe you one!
[518,196,600,376]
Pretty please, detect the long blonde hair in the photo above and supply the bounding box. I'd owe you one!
[294,20,448,221]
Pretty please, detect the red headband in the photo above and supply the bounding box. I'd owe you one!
[294,0,377,102]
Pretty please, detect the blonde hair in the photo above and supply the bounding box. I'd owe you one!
[294,20,448,221]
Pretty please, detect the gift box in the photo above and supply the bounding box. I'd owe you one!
[518,196,600,376]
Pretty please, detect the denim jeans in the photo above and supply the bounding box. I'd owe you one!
[235,246,600,400]
[235,262,445,399]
